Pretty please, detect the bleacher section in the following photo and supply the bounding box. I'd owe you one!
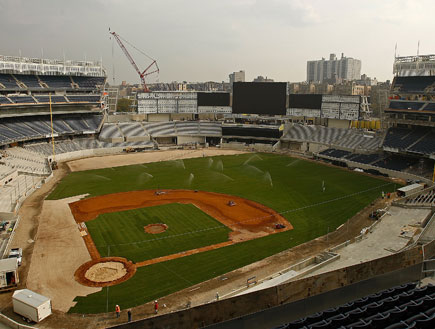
[283,124,383,151]
[404,189,435,206]
[144,121,176,136]
[275,282,435,329]
[0,73,107,91]
[7,95,36,104]
[373,155,418,172]
[24,139,154,157]
[409,131,435,155]
[389,101,426,111]
[222,125,281,139]
[0,114,103,146]
[0,174,44,213]
[318,149,419,172]
[71,76,105,89]
[2,148,50,175]
[34,95,67,103]
[0,74,19,89]
[17,75,42,89]
[383,127,434,155]
[65,95,101,103]
[99,124,122,140]
[392,76,435,94]
[0,95,11,104]
[37,75,72,89]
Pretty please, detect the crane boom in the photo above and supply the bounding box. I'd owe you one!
[109,30,159,92]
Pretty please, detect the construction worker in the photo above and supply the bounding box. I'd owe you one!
[115,304,121,318]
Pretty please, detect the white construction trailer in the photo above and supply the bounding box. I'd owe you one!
[0,258,19,291]
[12,289,52,323]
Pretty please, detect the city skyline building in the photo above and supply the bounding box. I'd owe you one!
[307,53,361,83]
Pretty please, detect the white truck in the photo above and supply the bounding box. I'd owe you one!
[8,248,22,266]
[0,258,19,291]
[12,289,52,323]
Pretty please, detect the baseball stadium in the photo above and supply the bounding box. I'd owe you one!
[0,50,434,329]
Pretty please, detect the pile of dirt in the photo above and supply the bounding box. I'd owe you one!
[84,262,127,282]
[75,257,136,287]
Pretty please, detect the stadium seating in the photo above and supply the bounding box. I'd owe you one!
[318,148,420,172]
[392,76,435,94]
[0,95,12,104]
[383,127,428,151]
[39,75,72,89]
[99,124,122,139]
[2,147,50,175]
[283,124,383,151]
[71,76,105,89]
[0,74,19,89]
[15,75,43,89]
[82,115,103,130]
[346,153,383,165]
[8,95,36,104]
[24,138,154,157]
[404,189,435,206]
[66,95,101,103]
[389,101,426,111]
[373,155,418,171]
[143,121,176,136]
[0,114,104,146]
[424,103,435,111]
[274,283,435,329]
[223,125,281,139]
[175,122,201,135]
[34,95,67,103]
[199,122,222,136]
[319,148,350,158]
[118,122,147,137]
[409,131,435,155]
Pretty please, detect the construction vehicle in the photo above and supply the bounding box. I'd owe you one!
[109,29,159,92]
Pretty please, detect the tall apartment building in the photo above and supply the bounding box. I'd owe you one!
[307,53,361,83]
[229,70,245,84]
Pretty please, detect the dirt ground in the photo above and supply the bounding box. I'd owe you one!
[0,149,395,329]
[25,194,100,312]
[70,189,291,263]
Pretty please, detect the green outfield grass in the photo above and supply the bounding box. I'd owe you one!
[87,203,231,262]
[48,153,398,313]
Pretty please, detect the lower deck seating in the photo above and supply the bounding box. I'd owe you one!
[274,282,435,329]
[0,114,104,146]
[283,124,383,151]
[317,149,419,173]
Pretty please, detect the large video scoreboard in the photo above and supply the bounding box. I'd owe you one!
[232,82,287,115]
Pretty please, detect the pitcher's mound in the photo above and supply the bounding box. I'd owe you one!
[144,223,168,234]
[75,257,136,287]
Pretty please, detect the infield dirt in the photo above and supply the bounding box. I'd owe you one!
[70,188,291,281]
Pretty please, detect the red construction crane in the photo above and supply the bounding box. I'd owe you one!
[109,29,159,92]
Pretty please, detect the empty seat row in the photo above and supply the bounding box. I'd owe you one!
[275,283,435,329]
[0,114,104,146]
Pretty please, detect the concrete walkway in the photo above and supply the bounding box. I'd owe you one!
[305,206,430,277]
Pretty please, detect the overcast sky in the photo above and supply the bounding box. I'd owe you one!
[0,0,433,84]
